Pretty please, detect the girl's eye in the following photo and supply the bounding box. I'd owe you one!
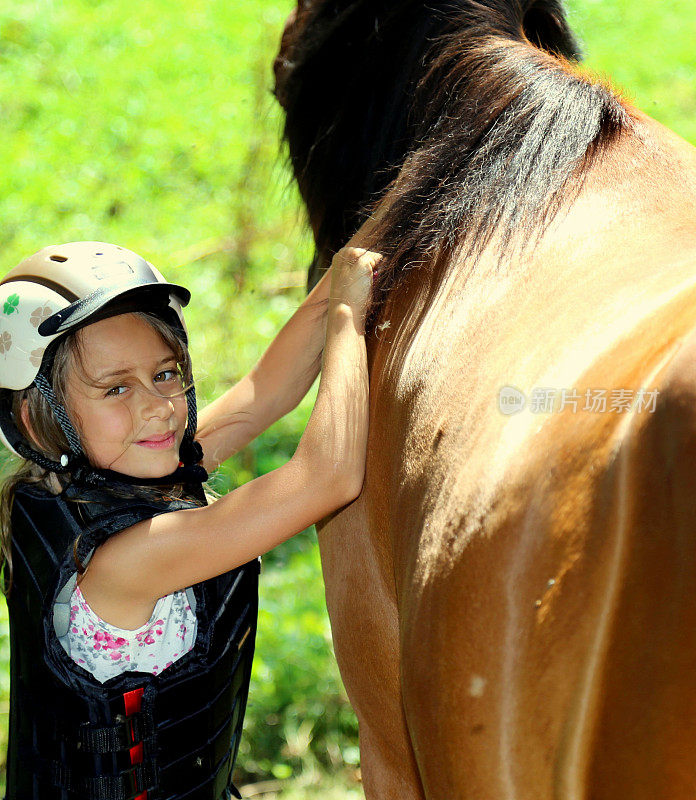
[105,385,128,397]
[155,369,179,383]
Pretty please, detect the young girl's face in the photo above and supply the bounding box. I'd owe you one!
[64,313,189,478]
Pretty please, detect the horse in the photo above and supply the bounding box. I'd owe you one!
[273,2,696,797]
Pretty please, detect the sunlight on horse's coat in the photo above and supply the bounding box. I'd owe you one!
[343,114,696,797]
[555,339,683,799]
[276,1,696,796]
[467,674,487,697]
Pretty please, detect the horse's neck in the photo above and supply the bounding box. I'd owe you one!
[381,111,696,391]
[369,110,696,515]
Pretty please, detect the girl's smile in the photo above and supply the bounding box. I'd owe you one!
[64,314,189,478]
[136,431,177,449]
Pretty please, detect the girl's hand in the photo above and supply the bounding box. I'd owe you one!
[328,246,383,314]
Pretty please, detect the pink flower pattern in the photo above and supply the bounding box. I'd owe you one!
[65,585,196,684]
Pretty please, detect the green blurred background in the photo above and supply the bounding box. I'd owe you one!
[0,0,693,796]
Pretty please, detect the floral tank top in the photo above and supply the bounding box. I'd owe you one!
[62,584,197,684]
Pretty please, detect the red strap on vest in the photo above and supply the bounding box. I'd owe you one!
[123,687,143,716]
[123,689,147,800]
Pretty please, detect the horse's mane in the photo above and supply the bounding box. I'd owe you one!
[279,0,635,320]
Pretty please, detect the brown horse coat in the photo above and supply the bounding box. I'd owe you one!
[276,2,696,796]
[319,111,696,799]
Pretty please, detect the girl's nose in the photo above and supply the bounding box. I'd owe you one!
[139,386,175,419]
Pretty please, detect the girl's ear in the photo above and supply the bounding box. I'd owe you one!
[20,399,39,447]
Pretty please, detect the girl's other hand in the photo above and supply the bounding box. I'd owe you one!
[328,246,383,315]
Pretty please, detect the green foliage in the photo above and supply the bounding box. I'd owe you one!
[237,538,360,786]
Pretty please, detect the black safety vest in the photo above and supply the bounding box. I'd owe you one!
[5,475,259,800]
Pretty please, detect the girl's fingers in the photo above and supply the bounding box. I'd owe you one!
[329,247,383,308]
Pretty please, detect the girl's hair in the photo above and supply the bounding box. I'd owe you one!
[0,311,197,593]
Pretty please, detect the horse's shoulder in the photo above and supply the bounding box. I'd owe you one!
[635,326,696,450]
[611,326,696,520]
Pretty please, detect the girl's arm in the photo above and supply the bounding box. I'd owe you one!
[79,247,379,629]
[195,207,385,473]
[195,266,332,472]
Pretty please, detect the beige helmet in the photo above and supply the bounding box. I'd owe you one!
[0,242,194,472]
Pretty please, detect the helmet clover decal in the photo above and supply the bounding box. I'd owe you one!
[29,347,44,367]
[3,294,19,315]
[30,306,53,328]
[0,331,11,354]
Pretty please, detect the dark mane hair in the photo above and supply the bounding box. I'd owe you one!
[278,0,636,324]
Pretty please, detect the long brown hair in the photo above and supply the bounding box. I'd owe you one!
[0,312,196,593]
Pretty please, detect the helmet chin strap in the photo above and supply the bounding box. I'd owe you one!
[179,383,198,461]
[13,440,74,475]
[33,371,84,466]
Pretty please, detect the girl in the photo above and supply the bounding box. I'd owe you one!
[0,239,378,799]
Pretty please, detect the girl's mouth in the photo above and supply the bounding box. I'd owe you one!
[136,431,176,449]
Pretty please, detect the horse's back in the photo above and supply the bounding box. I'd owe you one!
[319,162,696,797]
[391,237,696,798]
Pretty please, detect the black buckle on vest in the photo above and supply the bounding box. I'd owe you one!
[78,711,154,753]
[84,761,156,799]
[50,758,157,800]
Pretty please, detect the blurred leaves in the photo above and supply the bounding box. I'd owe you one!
[239,542,359,784]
